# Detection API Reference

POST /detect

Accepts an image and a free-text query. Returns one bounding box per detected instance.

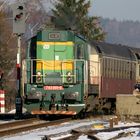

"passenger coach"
[87,42,137,113]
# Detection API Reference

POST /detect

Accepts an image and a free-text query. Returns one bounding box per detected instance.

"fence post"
[0,90,5,113]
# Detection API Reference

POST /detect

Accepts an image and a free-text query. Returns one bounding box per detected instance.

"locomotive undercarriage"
[23,84,116,116]
[86,94,116,115]
[23,83,86,117]
[24,100,86,118]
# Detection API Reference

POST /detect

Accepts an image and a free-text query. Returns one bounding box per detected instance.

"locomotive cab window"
[29,36,37,59]
[76,44,84,59]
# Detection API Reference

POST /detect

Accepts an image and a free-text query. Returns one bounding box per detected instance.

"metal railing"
[23,59,86,84]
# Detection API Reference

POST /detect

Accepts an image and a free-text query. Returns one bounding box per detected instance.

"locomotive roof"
[90,41,136,61]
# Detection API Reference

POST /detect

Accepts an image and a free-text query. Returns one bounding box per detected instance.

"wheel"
[79,109,86,119]
[72,115,78,119]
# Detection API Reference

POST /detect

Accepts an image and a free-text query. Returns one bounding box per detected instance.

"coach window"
[130,62,132,79]
[119,60,121,79]
[107,58,109,77]
[121,61,124,79]
[107,59,109,78]
[128,62,131,79]
[109,59,111,78]
[114,60,116,78]
[119,60,122,79]
[112,59,115,78]
[119,61,121,78]
[117,60,119,79]
[104,59,107,77]
[116,60,118,78]
[121,61,123,78]
[106,59,108,77]
[123,62,125,79]
[117,60,119,78]
[122,61,124,79]
[103,59,105,77]
[120,60,122,78]
[102,59,104,76]
[125,62,127,79]
[118,60,120,79]
[139,65,140,76]
[107,59,110,78]
[124,62,127,79]
[108,58,111,78]
[104,58,106,76]
[110,59,113,78]
[125,62,128,79]
[110,59,112,78]
[133,63,136,79]
[104,59,106,77]
[127,62,130,79]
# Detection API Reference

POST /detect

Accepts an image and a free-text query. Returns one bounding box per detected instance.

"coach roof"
[90,41,136,61]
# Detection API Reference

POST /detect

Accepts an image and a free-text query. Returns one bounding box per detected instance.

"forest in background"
[101,18,140,48]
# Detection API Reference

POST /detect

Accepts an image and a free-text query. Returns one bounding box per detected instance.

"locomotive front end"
[22,30,88,116]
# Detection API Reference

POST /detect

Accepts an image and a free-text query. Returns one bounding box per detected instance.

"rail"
[0,118,71,137]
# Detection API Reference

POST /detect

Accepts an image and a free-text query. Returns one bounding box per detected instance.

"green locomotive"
[22,29,89,116]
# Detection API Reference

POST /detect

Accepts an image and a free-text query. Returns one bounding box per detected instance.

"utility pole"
[11,2,26,119]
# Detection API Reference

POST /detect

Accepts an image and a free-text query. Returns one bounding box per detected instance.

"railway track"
[40,115,140,140]
[0,117,71,137]
[71,125,140,140]
[2,114,137,139]
[45,125,140,140]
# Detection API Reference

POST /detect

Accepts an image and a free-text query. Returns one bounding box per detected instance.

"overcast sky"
[2,0,140,22]
[89,0,140,21]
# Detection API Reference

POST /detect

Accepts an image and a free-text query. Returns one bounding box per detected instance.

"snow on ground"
[8,108,27,114]
[77,128,140,140]
[95,127,140,140]
[1,118,140,140]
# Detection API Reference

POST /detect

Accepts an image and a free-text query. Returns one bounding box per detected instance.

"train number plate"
[44,86,64,90]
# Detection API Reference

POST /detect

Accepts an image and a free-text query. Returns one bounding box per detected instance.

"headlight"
[31,87,36,93]
[37,71,41,75]
[75,92,79,96]
[29,90,42,100]
[36,71,42,82]
[66,71,72,82]
[36,91,42,97]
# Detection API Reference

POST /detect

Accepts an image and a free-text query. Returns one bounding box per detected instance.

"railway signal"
[11,2,26,34]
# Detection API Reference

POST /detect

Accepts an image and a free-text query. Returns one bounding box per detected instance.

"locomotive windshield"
[76,44,84,59]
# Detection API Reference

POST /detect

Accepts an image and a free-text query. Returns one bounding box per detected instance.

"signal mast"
[11,2,26,119]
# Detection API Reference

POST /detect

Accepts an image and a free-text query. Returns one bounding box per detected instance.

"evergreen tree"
[51,0,105,41]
